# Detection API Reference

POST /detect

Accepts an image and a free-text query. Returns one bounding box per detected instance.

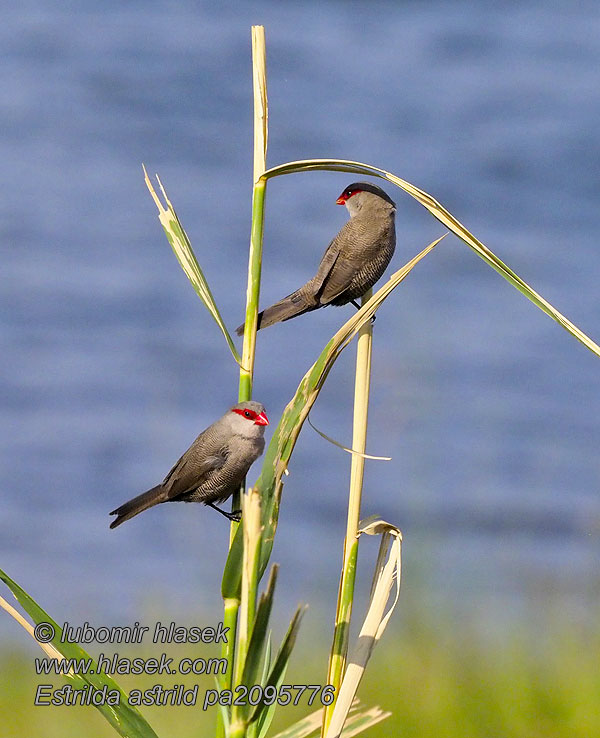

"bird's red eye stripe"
[336,188,362,204]
[233,408,258,421]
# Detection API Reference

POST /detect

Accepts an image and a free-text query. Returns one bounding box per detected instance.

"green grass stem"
[220,26,268,738]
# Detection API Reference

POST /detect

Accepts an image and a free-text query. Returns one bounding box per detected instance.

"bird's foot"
[350,299,376,324]
[207,502,242,522]
[351,299,362,311]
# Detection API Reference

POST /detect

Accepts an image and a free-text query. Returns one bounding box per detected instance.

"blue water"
[2,2,599,639]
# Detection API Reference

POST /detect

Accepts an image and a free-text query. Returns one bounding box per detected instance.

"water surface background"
[2,2,599,643]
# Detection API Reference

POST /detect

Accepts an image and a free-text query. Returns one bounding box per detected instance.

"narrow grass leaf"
[143,166,241,365]
[252,635,273,738]
[306,414,392,461]
[233,564,278,726]
[222,236,442,599]
[241,566,278,696]
[0,568,159,738]
[249,604,306,729]
[214,675,231,735]
[254,637,291,738]
[260,633,272,687]
[262,159,600,358]
[254,670,284,738]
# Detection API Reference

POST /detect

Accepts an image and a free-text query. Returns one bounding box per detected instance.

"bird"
[109,401,269,528]
[236,182,396,335]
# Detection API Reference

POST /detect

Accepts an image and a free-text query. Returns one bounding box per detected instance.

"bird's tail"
[235,291,316,335]
[109,485,165,528]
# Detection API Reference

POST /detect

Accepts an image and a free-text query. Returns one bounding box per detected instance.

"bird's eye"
[244,410,251,418]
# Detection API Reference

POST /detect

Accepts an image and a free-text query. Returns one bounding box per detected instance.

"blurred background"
[2,1,599,736]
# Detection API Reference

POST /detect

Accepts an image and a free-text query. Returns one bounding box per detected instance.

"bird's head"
[229,401,269,438]
[336,182,396,216]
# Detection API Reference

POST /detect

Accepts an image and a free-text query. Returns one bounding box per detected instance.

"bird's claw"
[351,300,376,324]
[208,502,242,522]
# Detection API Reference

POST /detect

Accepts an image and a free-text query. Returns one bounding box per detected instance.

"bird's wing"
[161,432,229,499]
[310,237,342,297]
[311,219,363,304]
[183,446,251,503]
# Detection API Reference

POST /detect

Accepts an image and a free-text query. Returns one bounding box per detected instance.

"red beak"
[336,196,345,205]
[254,411,269,426]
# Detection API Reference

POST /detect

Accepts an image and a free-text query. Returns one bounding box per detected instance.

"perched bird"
[109,401,268,528]
[236,182,396,335]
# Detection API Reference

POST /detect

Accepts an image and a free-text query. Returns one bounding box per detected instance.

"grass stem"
[219,26,268,738]
[323,289,374,734]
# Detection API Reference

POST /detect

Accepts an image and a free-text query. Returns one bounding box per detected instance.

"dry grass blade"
[269,708,324,738]
[338,705,393,737]
[324,520,402,738]
[263,159,600,358]
[0,594,65,663]
[271,703,391,738]
[143,165,241,365]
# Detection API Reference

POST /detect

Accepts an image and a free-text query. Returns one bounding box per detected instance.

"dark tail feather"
[109,485,165,528]
[235,292,316,336]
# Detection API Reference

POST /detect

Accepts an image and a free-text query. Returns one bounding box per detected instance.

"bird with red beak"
[236,182,396,334]
[109,401,269,527]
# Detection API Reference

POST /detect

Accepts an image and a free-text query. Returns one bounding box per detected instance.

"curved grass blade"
[0,567,159,738]
[262,159,600,358]
[143,166,241,365]
[222,236,443,600]
[306,413,392,461]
